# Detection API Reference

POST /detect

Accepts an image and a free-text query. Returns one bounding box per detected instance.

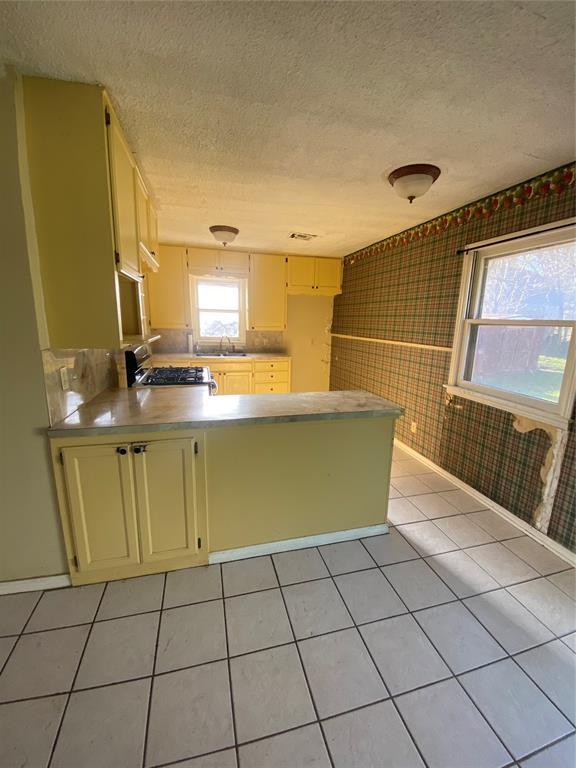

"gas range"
[125,345,216,392]
[139,366,212,387]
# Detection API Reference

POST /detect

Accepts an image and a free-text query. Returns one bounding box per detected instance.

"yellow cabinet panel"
[287,257,315,293]
[254,382,290,394]
[249,254,287,330]
[62,444,140,572]
[287,257,342,295]
[253,360,290,372]
[187,248,221,276]
[135,170,150,253]
[147,203,159,264]
[221,370,253,395]
[315,258,342,295]
[133,439,201,562]
[22,77,121,348]
[187,248,249,276]
[108,118,140,279]
[149,245,189,329]
[254,371,289,384]
[220,251,249,276]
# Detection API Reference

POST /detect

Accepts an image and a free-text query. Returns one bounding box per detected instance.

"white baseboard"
[394,438,576,568]
[209,524,389,564]
[0,574,71,596]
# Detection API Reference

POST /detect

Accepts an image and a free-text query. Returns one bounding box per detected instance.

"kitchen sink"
[195,352,248,357]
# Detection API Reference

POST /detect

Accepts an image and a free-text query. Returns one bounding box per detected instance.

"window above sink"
[190,275,247,347]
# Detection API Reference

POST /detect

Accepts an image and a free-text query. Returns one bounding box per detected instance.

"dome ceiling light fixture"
[209,225,239,246]
[387,164,441,204]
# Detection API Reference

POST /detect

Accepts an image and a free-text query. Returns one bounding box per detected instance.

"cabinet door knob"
[132,444,147,454]
[116,447,127,455]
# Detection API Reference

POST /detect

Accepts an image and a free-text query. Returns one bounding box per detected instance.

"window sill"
[443,385,570,430]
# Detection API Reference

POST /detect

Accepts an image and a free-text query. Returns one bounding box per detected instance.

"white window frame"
[446,221,576,429]
[190,275,247,346]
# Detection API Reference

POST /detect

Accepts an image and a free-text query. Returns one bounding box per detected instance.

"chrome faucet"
[219,336,235,355]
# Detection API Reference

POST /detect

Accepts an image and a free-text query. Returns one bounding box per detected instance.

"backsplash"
[43,348,116,425]
[150,328,286,354]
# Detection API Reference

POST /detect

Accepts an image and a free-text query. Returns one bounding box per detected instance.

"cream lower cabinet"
[59,435,207,583]
[219,370,253,395]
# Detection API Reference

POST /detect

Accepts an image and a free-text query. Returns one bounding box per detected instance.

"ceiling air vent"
[289,232,318,241]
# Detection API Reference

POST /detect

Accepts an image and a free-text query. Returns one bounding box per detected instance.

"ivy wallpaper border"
[345,162,575,266]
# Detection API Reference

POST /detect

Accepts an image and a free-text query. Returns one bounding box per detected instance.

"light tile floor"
[1,449,575,767]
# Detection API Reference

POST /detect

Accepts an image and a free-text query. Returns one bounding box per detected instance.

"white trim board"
[0,574,71,596]
[209,524,389,564]
[394,437,576,568]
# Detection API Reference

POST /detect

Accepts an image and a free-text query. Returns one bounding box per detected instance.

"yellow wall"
[207,418,392,551]
[0,71,67,581]
[285,294,333,391]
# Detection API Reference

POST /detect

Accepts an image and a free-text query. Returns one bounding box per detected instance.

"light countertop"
[151,352,289,361]
[48,388,403,437]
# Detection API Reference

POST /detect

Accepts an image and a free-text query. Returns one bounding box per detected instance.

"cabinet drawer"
[253,360,289,372]
[204,362,253,373]
[254,371,289,384]
[254,382,290,394]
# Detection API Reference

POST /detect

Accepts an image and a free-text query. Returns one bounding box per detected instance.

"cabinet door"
[108,119,140,279]
[222,370,253,394]
[62,445,140,572]
[133,439,203,562]
[147,202,159,266]
[134,170,150,253]
[249,254,287,330]
[287,257,315,294]
[187,248,220,276]
[148,245,189,328]
[315,258,342,295]
[220,251,249,276]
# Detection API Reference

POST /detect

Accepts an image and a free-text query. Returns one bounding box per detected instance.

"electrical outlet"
[59,366,70,391]
[410,421,417,434]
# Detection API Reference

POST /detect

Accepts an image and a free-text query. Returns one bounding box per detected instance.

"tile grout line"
[1,566,574,708]
[391,537,576,741]
[269,555,336,768]
[221,563,241,766]
[353,539,522,764]
[141,571,167,768]
[313,543,432,768]
[0,589,44,678]
[1,554,574,766]
[46,582,108,768]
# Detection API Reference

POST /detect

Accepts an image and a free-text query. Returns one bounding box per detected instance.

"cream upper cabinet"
[147,202,160,268]
[287,257,342,296]
[249,253,287,330]
[108,115,140,280]
[22,76,157,348]
[133,439,202,562]
[148,245,189,329]
[220,250,249,276]
[188,247,249,276]
[62,444,140,572]
[315,257,342,295]
[288,256,316,292]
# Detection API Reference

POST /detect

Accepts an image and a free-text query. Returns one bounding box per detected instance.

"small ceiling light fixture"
[387,164,441,204]
[209,225,239,246]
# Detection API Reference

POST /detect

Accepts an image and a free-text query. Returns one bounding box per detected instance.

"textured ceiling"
[1,1,574,256]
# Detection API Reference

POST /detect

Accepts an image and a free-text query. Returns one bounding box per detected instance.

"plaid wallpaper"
[549,402,576,552]
[331,163,576,551]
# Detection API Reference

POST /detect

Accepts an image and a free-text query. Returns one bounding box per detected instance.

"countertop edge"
[48,406,403,438]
